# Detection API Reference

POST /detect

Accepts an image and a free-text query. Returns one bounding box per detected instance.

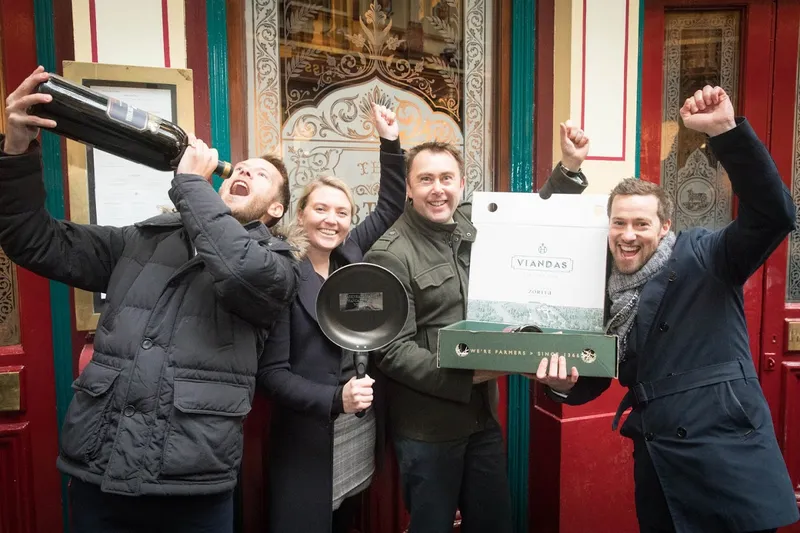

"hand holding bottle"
[176,134,219,183]
[4,66,57,155]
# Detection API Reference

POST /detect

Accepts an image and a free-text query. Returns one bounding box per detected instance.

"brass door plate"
[0,369,21,412]
[787,321,800,352]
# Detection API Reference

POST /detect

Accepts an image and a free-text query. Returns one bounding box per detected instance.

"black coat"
[560,120,800,532]
[256,139,406,533]
[0,137,298,496]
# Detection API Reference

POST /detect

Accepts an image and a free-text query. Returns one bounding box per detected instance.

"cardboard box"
[437,320,618,378]
[437,192,618,378]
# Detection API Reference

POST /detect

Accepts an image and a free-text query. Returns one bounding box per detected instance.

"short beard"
[228,197,272,226]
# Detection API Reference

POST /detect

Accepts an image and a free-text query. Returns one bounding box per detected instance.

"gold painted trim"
[552,0,574,168]
[62,61,194,331]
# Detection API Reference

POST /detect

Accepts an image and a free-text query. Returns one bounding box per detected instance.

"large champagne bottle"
[29,73,232,179]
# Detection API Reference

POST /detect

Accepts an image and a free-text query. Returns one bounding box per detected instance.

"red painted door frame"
[0,1,64,531]
[642,0,800,530]
[760,1,800,526]
[641,0,776,379]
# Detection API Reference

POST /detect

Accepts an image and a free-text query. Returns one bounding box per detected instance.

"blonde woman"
[256,104,406,533]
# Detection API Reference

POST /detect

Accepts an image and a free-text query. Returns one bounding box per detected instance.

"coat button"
[141,338,153,349]
[645,432,654,441]
[676,427,687,438]
[659,322,669,332]
[668,271,677,282]
[123,406,135,417]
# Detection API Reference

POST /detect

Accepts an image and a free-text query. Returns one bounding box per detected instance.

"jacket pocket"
[413,263,455,291]
[159,379,252,479]
[714,379,765,438]
[60,361,122,463]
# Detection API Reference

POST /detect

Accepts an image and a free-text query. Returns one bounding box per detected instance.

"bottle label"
[106,98,150,131]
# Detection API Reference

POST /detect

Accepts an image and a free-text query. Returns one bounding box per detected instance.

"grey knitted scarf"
[606,232,676,357]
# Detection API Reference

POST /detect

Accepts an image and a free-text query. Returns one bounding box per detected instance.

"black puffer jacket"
[0,138,299,496]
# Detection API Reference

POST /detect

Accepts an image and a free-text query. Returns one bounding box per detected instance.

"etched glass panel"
[661,11,740,232]
[0,38,20,346]
[245,0,494,222]
[785,33,800,302]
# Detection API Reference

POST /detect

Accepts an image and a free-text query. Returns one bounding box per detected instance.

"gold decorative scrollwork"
[282,3,461,121]
[247,0,494,198]
[287,86,394,141]
[0,249,20,346]
[286,145,344,189]
[353,183,381,196]
[287,85,461,145]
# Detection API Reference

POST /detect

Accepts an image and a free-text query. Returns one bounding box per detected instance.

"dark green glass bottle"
[30,73,232,178]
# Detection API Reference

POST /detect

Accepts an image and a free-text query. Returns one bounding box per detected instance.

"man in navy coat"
[536,85,800,533]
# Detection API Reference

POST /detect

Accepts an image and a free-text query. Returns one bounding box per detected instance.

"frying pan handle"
[354,351,369,418]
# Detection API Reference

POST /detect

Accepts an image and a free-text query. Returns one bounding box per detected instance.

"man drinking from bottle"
[0,66,300,533]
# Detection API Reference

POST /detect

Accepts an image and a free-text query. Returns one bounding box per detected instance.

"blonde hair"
[295,175,356,218]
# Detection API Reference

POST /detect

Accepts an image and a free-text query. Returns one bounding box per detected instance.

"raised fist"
[679,85,736,137]
[559,119,590,172]
[372,103,399,142]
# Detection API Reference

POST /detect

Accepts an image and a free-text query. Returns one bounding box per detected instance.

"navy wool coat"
[560,119,800,533]
[256,138,406,533]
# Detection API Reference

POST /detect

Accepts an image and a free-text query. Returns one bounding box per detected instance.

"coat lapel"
[635,256,677,354]
[298,259,322,323]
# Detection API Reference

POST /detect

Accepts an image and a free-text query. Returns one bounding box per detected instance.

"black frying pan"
[316,262,409,352]
[316,262,409,418]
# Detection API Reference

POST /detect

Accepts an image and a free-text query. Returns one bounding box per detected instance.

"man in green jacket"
[364,122,590,533]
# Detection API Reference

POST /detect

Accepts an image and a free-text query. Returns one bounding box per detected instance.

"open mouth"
[230,180,250,197]
[429,200,447,208]
[318,228,338,237]
[618,244,640,259]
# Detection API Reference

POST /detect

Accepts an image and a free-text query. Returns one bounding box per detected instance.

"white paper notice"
[88,85,175,227]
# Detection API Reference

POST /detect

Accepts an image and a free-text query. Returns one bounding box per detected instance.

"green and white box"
[437,192,618,378]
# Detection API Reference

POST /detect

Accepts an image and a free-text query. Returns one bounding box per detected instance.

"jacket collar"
[403,201,477,243]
